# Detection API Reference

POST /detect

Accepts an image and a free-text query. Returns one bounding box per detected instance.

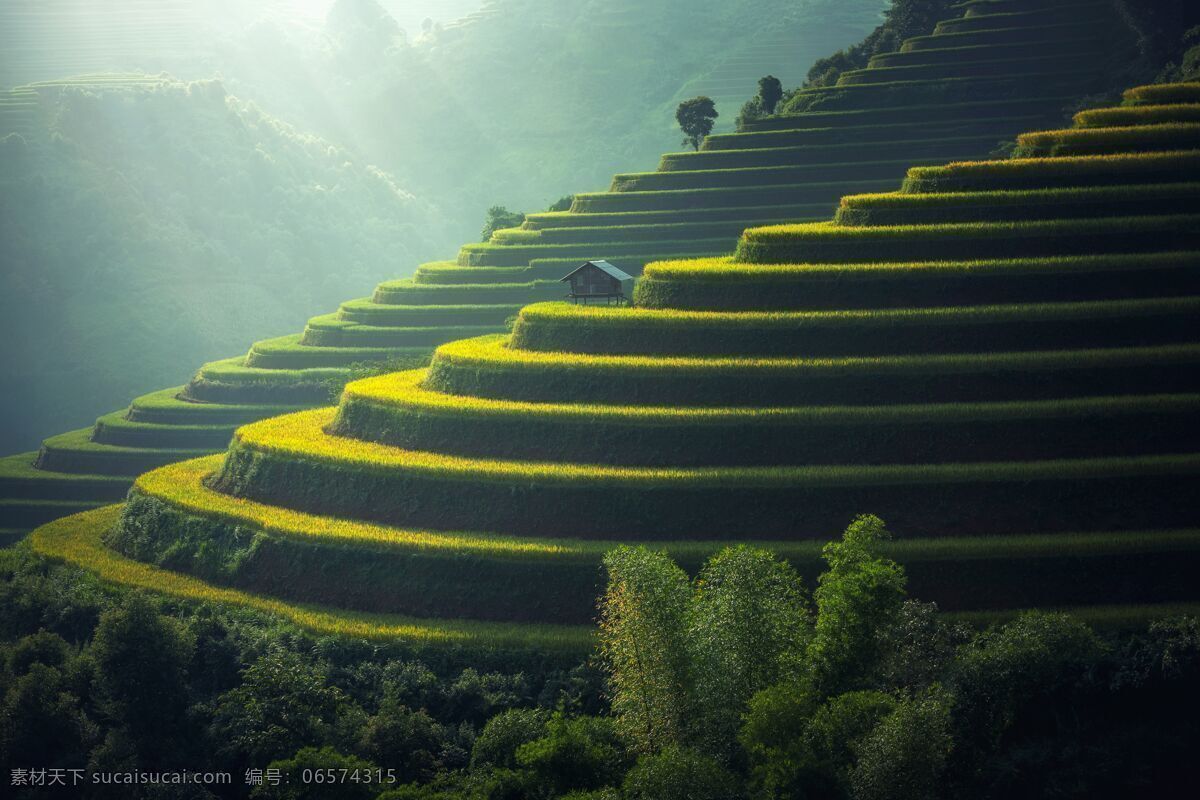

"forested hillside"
[0,77,448,453]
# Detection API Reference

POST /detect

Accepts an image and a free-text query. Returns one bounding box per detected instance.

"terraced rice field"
[668,0,888,128]
[26,82,1200,647]
[2,0,1128,541]
[0,1,203,87]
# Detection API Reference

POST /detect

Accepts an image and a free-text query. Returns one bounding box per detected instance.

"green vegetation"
[6,513,1198,797]
[593,524,1200,798]
[480,206,525,242]
[676,97,719,150]
[0,76,448,457]
[759,75,784,113]
[31,507,591,652]
[635,251,1199,310]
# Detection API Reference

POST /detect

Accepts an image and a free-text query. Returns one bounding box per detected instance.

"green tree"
[622,745,741,800]
[945,611,1102,788]
[757,76,783,115]
[690,546,810,756]
[739,681,822,799]
[481,205,525,241]
[0,663,95,770]
[211,649,350,766]
[599,546,693,753]
[7,629,72,673]
[873,601,970,691]
[849,690,953,800]
[676,97,718,151]
[358,699,447,783]
[515,713,629,798]
[253,747,379,800]
[471,707,550,770]
[547,195,574,212]
[808,515,907,695]
[740,686,893,800]
[91,593,194,757]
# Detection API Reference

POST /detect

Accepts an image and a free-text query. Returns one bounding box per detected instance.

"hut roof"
[560,260,635,283]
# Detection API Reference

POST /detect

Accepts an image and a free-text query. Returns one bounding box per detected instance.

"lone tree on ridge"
[676,96,718,151]
[757,75,783,115]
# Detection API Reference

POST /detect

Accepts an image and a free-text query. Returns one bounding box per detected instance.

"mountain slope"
[0,76,448,455]
[26,82,1200,645]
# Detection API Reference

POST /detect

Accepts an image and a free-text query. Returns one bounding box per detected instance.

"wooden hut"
[560,260,634,305]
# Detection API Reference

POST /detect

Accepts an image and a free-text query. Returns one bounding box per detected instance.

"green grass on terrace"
[191,356,351,386]
[90,411,238,450]
[344,368,1200,431]
[1074,104,1200,129]
[511,296,1200,336]
[733,214,1200,264]
[570,179,894,213]
[29,506,593,652]
[898,18,1111,52]
[123,387,307,426]
[370,280,563,307]
[932,5,1097,34]
[705,116,1050,150]
[738,213,1200,243]
[609,158,943,192]
[0,452,130,499]
[336,300,523,326]
[754,96,1078,132]
[127,455,1200,572]
[243,334,433,369]
[488,219,810,245]
[299,321,500,349]
[640,251,1197,283]
[867,37,1105,69]
[837,52,1098,86]
[111,458,1200,622]
[225,406,1200,491]
[834,182,1200,225]
[523,203,833,228]
[659,134,1002,170]
[634,252,1200,312]
[901,150,1200,193]
[1013,124,1200,158]
[426,336,1200,399]
[34,428,209,477]
[1123,83,1200,107]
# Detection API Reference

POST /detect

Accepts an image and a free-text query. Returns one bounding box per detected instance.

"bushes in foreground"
[586,520,1200,799]
[8,513,1200,797]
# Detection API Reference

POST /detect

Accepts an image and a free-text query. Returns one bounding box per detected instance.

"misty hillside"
[206,0,886,224]
[2,0,886,230]
[0,77,448,452]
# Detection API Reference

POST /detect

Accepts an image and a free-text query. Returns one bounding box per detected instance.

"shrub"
[471,708,551,770]
[515,713,629,797]
[848,690,953,800]
[481,206,525,242]
[622,745,741,800]
[758,75,783,114]
[253,747,379,800]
